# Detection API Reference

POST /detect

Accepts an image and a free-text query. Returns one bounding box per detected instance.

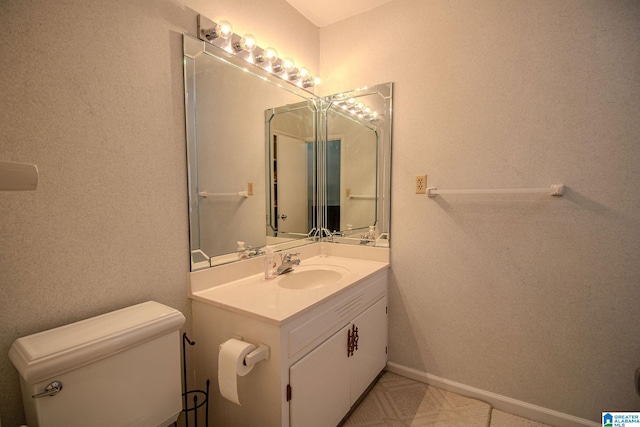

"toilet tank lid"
[9,301,186,383]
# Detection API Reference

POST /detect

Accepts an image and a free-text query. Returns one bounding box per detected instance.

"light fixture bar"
[197,14,318,93]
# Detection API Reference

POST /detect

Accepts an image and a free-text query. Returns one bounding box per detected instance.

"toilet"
[9,301,186,427]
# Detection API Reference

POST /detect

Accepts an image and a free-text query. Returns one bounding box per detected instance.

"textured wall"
[320,0,640,422]
[0,0,317,425]
[3,0,639,424]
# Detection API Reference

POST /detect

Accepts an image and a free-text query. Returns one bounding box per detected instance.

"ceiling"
[285,0,393,27]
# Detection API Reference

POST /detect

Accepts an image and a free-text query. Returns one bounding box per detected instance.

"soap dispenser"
[237,241,248,260]
[368,226,376,242]
[264,246,277,279]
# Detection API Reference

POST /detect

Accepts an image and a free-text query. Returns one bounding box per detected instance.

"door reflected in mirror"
[266,101,317,242]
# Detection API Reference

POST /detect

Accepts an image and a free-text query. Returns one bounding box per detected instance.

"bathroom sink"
[277,266,348,290]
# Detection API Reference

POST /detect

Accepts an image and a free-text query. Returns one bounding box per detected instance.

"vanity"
[189,243,389,427]
[182,14,393,426]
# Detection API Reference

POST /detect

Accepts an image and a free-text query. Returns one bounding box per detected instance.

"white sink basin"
[277,266,348,290]
[191,254,389,324]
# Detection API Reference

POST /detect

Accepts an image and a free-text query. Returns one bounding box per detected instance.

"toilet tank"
[9,301,186,427]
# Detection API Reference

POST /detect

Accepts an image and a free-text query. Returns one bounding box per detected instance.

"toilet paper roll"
[218,338,257,405]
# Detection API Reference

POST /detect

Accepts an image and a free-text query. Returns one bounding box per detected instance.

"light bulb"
[256,47,278,65]
[265,47,278,64]
[283,58,295,71]
[215,21,233,40]
[240,34,257,52]
[299,67,309,78]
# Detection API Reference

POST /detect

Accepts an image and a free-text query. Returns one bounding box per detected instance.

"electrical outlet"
[247,182,254,196]
[415,175,427,194]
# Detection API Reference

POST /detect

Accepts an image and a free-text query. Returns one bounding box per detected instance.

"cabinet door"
[289,325,351,427]
[350,297,388,403]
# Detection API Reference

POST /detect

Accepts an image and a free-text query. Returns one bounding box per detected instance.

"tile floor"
[341,372,552,427]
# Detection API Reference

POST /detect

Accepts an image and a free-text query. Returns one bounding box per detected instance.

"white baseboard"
[385,362,600,427]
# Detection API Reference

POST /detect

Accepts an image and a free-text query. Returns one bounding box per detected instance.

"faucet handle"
[282,251,300,262]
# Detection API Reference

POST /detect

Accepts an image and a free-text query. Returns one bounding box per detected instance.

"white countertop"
[191,255,389,324]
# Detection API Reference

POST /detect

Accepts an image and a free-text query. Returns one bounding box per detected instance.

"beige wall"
[0,0,317,425]
[320,0,640,422]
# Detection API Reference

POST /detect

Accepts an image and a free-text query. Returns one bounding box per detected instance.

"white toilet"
[9,301,186,427]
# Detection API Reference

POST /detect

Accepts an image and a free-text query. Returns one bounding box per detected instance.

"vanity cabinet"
[289,297,387,427]
[191,263,388,427]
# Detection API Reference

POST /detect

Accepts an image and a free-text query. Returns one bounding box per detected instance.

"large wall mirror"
[184,28,392,271]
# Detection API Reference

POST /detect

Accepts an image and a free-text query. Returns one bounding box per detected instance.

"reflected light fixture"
[197,15,319,92]
[333,95,379,123]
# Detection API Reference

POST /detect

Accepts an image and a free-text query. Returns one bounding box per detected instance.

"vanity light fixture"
[197,15,319,92]
[235,34,257,53]
[282,57,298,80]
[271,59,283,73]
[202,20,233,41]
[282,57,295,71]
[298,68,313,87]
[255,47,278,65]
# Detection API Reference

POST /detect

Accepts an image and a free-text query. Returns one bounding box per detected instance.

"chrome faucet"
[246,246,265,258]
[276,252,300,275]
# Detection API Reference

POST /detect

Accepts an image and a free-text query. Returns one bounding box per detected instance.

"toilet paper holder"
[243,344,270,367]
[222,337,270,368]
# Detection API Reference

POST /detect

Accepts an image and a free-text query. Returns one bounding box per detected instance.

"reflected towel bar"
[427,184,564,197]
[345,188,375,200]
[348,194,376,199]
[198,191,249,198]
